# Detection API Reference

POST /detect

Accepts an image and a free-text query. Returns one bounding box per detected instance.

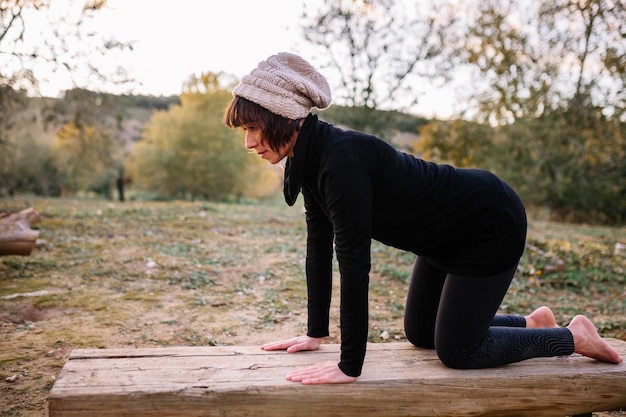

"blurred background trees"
[1,0,132,198]
[127,72,280,201]
[301,0,456,136]
[414,0,625,223]
[1,0,624,223]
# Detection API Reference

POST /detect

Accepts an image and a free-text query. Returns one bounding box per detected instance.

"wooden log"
[49,339,626,417]
[0,207,41,256]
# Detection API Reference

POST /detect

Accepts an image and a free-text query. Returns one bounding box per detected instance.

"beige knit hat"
[233,52,332,120]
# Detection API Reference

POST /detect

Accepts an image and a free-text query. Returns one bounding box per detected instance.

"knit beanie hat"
[233,52,332,120]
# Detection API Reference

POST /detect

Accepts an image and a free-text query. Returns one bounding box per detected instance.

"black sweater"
[283,114,527,377]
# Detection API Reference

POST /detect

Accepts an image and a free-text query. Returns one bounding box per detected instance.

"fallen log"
[49,340,626,417]
[0,207,41,256]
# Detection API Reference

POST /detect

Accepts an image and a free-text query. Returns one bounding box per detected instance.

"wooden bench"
[49,339,626,417]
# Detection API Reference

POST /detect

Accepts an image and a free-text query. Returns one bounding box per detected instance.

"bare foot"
[525,306,559,328]
[567,315,623,364]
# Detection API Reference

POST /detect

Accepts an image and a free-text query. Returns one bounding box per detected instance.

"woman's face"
[243,123,296,165]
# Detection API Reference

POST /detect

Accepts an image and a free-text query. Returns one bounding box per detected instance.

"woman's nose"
[245,132,258,149]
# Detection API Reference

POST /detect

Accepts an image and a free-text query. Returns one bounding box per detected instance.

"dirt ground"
[1,197,343,416]
[1,197,625,416]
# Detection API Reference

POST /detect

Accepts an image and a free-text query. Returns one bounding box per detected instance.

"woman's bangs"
[225,97,262,128]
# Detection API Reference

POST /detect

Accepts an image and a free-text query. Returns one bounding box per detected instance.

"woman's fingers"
[260,339,296,351]
[286,362,357,384]
[260,335,322,352]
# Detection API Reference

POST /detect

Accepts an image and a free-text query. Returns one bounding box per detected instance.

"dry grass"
[1,196,625,416]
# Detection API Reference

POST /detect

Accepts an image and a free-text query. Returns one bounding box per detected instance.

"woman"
[224,52,622,384]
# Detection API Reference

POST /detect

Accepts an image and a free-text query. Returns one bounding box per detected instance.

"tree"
[1,0,132,93]
[1,0,132,179]
[418,0,626,223]
[538,0,626,120]
[415,120,494,168]
[47,88,129,198]
[453,0,558,125]
[51,120,115,195]
[0,86,28,193]
[0,95,60,196]
[300,0,455,134]
[127,72,280,201]
[454,0,626,125]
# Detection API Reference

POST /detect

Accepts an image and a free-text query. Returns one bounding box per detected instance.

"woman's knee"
[404,316,435,349]
[434,329,487,369]
[435,343,479,369]
[405,328,435,349]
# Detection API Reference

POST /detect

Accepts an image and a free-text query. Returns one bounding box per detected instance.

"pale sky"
[27,0,456,118]
[33,0,312,95]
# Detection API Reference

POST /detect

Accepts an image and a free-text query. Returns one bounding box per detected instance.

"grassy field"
[1,196,625,416]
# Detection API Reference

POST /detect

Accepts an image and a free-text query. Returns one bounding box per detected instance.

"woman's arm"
[321,149,374,378]
[260,189,333,353]
[302,186,335,339]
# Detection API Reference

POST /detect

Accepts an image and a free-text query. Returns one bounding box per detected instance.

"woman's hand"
[286,362,357,384]
[260,335,322,353]
[261,337,357,384]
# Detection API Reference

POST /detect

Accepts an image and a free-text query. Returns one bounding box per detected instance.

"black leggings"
[404,257,575,369]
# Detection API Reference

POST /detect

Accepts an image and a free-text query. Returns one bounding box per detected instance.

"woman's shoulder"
[316,120,391,155]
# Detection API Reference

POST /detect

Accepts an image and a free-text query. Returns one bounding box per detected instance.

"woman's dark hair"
[224,96,303,152]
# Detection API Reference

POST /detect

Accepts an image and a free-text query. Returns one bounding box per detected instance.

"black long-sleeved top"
[283,114,527,377]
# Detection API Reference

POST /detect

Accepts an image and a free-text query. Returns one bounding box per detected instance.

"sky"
[32,0,311,95]
[26,0,456,118]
